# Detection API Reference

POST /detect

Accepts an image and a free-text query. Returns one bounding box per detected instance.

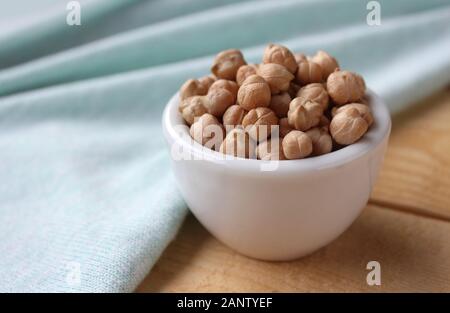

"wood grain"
[370,89,450,220]
[138,205,450,292]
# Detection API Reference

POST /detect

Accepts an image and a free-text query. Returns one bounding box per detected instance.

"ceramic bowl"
[162,90,391,260]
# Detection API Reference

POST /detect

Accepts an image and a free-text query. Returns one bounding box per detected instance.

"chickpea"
[220,128,256,159]
[179,96,208,125]
[311,50,339,80]
[198,75,216,91]
[211,49,246,80]
[256,139,286,160]
[296,83,329,111]
[258,63,294,94]
[237,75,271,111]
[179,88,234,125]
[263,43,298,74]
[236,64,258,86]
[327,70,366,105]
[242,107,279,141]
[282,130,313,159]
[296,60,323,85]
[330,108,369,145]
[306,126,332,156]
[209,79,239,104]
[332,103,373,126]
[287,98,323,131]
[223,105,247,129]
[190,114,225,151]
[179,78,208,100]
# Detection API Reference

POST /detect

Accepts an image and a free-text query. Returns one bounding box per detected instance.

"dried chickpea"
[256,139,286,160]
[189,114,224,151]
[294,53,307,64]
[282,130,313,159]
[279,117,293,138]
[263,43,298,74]
[306,126,332,156]
[330,108,368,145]
[237,75,271,110]
[179,88,234,124]
[287,98,323,131]
[296,83,329,111]
[269,92,291,118]
[327,70,366,105]
[179,79,208,100]
[211,49,246,80]
[179,96,208,125]
[220,128,255,159]
[209,79,239,104]
[332,103,373,126]
[198,75,216,91]
[236,64,258,86]
[206,89,234,117]
[257,63,294,94]
[242,107,279,141]
[296,60,323,85]
[223,105,246,129]
[311,50,339,80]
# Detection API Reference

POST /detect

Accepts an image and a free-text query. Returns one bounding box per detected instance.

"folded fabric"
[0,0,449,292]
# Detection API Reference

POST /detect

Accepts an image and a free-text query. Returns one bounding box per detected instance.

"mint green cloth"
[1,0,450,292]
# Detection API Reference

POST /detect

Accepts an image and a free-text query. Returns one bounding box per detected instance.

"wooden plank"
[137,206,450,292]
[370,89,450,220]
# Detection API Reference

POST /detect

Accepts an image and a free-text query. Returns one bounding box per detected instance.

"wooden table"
[138,89,450,292]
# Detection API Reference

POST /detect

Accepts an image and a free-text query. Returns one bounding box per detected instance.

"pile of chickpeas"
[178,44,373,160]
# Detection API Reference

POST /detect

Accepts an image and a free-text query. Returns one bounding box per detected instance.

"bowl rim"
[162,89,391,175]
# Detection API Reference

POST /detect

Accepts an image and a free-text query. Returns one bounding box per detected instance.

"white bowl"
[162,90,391,261]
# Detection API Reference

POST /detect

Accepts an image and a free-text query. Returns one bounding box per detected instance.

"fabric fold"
[0,0,449,96]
